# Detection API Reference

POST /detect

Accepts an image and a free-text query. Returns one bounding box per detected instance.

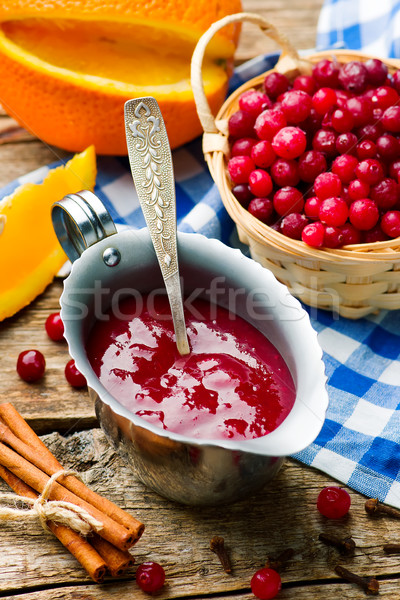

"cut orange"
[0,146,97,321]
[0,0,242,155]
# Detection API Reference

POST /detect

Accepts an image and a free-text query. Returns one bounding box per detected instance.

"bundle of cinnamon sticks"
[0,403,144,582]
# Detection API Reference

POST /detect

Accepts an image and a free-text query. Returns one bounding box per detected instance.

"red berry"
[65,359,87,388]
[348,179,370,201]
[381,210,400,238]
[136,562,166,593]
[45,312,65,342]
[228,110,255,139]
[340,223,362,245]
[228,156,255,184]
[372,85,399,109]
[298,150,327,183]
[270,158,300,187]
[317,486,351,519]
[272,126,307,159]
[332,154,358,183]
[281,90,312,123]
[255,109,287,141]
[331,107,354,133]
[363,224,389,243]
[249,169,273,197]
[312,87,337,115]
[17,350,46,383]
[312,59,340,88]
[251,140,276,168]
[319,197,349,227]
[346,96,373,127]
[312,128,338,158]
[302,221,325,247]
[335,132,357,155]
[370,178,399,209]
[273,186,304,216]
[376,135,399,162]
[355,158,384,185]
[314,172,342,200]
[365,58,388,86]
[231,137,256,157]
[349,199,380,230]
[293,74,316,95]
[339,60,368,93]
[239,90,271,116]
[251,568,282,600]
[304,196,322,218]
[232,184,253,207]
[356,140,377,161]
[248,197,274,224]
[280,212,309,240]
[382,106,400,133]
[264,72,289,99]
[323,225,344,248]
[356,122,383,142]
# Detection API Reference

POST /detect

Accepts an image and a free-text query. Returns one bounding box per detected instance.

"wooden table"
[1,1,400,598]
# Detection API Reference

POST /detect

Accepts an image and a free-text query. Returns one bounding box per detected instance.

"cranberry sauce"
[86,296,295,440]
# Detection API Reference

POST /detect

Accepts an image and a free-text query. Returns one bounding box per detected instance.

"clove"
[265,548,294,571]
[319,533,356,556]
[210,536,232,574]
[335,565,379,595]
[383,543,400,554]
[365,498,400,519]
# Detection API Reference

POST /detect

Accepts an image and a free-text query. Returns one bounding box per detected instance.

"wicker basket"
[191,12,400,319]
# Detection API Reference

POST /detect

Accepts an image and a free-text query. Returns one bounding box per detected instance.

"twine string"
[0,469,103,536]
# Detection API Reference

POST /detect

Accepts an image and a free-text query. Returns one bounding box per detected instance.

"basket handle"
[191,12,310,139]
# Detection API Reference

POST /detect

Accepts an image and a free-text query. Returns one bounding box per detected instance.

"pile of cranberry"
[227,58,400,248]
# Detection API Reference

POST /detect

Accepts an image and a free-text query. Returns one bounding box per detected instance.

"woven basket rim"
[209,49,400,264]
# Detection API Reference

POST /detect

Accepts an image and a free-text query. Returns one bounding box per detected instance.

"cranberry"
[391,70,400,93]
[281,90,312,123]
[228,110,255,139]
[355,158,384,185]
[251,140,276,168]
[65,359,87,388]
[323,225,344,248]
[45,312,65,342]
[302,107,323,135]
[376,135,399,162]
[280,212,308,239]
[255,109,287,141]
[304,196,322,218]
[293,74,316,95]
[232,184,253,207]
[349,199,380,230]
[312,128,337,158]
[251,568,282,600]
[136,561,166,593]
[363,225,389,243]
[382,106,400,133]
[239,90,272,116]
[314,172,342,200]
[302,221,325,247]
[298,150,327,183]
[348,179,370,201]
[227,156,255,184]
[248,197,274,224]
[231,137,256,157]
[312,87,337,116]
[365,58,389,86]
[356,140,377,160]
[319,197,349,226]
[381,210,400,238]
[270,158,300,187]
[335,132,358,155]
[340,223,362,244]
[272,126,307,159]
[332,154,358,183]
[17,350,46,383]
[264,72,289,99]
[372,85,399,109]
[339,61,368,93]
[346,96,373,127]
[331,107,354,133]
[356,122,383,142]
[249,169,273,197]
[370,178,399,209]
[312,58,340,88]
[317,486,351,519]
[273,186,304,216]
[335,89,352,108]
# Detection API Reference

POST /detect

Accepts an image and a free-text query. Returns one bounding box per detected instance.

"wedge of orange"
[0,0,242,155]
[0,146,96,321]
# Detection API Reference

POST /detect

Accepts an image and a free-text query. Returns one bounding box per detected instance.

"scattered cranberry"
[45,312,65,342]
[65,359,87,388]
[17,350,46,383]
[317,486,351,519]
[136,561,166,593]
[251,567,282,600]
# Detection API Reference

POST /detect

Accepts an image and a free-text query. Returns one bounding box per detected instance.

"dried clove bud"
[210,536,232,574]
[335,565,379,595]
[319,533,356,556]
[265,547,294,571]
[365,498,400,519]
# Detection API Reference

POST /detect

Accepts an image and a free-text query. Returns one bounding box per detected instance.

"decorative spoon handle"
[124,97,190,356]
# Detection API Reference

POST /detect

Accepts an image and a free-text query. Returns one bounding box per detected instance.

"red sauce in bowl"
[86,296,295,440]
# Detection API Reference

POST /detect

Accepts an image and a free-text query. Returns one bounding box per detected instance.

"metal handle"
[124,97,190,355]
[52,190,117,263]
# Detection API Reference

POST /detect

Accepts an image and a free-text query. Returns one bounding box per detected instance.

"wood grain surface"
[2,1,400,598]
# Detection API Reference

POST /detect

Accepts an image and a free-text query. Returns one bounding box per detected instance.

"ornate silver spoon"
[124,97,190,355]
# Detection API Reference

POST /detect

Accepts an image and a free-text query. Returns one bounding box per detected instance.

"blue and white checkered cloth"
[2,6,400,507]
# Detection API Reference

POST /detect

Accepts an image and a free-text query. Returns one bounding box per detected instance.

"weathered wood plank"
[0,429,399,597]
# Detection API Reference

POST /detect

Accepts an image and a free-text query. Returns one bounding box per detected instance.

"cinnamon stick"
[0,464,107,582]
[91,534,135,577]
[0,440,135,550]
[0,403,144,542]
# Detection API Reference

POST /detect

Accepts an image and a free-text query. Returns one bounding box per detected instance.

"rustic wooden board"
[0,430,399,599]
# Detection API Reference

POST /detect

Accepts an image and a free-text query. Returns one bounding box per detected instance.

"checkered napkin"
[2,28,400,507]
